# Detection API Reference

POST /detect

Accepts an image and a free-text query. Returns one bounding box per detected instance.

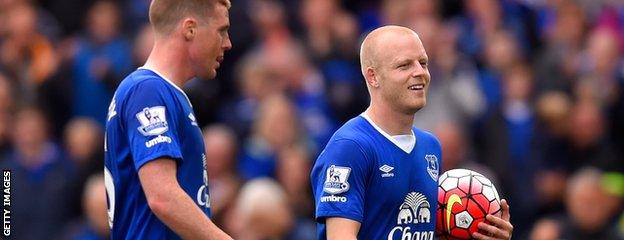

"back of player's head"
[149,0,231,35]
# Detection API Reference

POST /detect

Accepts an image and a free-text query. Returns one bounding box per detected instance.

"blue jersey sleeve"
[311,138,371,223]
[123,79,183,170]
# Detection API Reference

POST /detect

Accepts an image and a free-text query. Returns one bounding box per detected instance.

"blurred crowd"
[0,0,623,239]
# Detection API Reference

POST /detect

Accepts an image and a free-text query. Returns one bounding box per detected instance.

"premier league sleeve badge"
[136,106,169,136]
[323,165,352,194]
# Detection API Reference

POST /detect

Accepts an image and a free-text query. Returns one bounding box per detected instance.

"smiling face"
[188,4,232,79]
[361,26,431,114]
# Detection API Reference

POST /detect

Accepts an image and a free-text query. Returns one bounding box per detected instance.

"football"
[436,169,502,239]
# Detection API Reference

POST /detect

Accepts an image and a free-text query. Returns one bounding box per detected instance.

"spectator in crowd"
[262,42,336,148]
[221,52,281,138]
[530,167,623,240]
[121,0,151,34]
[0,73,13,156]
[566,100,621,172]
[381,0,438,27]
[610,66,624,157]
[62,173,109,240]
[232,178,296,240]
[0,106,75,240]
[300,0,341,61]
[300,0,366,123]
[300,0,361,64]
[477,30,523,112]
[0,0,621,238]
[132,24,154,68]
[64,118,103,173]
[38,0,94,36]
[248,0,291,47]
[457,0,506,58]
[0,1,58,103]
[432,121,496,183]
[184,75,227,128]
[246,1,338,143]
[276,145,316,240]
[239,94,311,180]
[0,110,10,157]
[458,0,536,58]
[276,144,314,218]
[202,124,241,231]
[478,61,537,237]
[577,27,623,106]
[534,1,586,95]
[413,21,485,131]
[532,91,573,216]
[64,117,104,218]
[529,218,562,240]
[0,72,13,112]
[71,0,132,125]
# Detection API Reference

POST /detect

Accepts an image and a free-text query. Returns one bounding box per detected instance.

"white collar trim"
[138,66,192,107]
[361,112,415,154]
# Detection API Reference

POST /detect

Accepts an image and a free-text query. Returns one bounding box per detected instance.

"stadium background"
[0,0,623,239]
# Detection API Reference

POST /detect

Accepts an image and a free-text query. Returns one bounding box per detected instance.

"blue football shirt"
[104,68,210,239]
[311,115,442,240]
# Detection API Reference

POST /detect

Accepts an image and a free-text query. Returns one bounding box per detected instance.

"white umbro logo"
[380,164,394,178]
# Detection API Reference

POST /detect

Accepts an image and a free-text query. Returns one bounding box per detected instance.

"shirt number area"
[104,167,116,228]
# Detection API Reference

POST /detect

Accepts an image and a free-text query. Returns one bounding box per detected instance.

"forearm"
[326,217,360,240]
[150,186,232,240]
[139,158,232,240]
[327,234,357,240]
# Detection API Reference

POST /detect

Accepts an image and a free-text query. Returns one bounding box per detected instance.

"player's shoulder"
[330,116,375,145]
[115,69,174,99]
[316,116,375,167]
[413,127,441,149]
[117,68,170,91]
[322,116,378,157]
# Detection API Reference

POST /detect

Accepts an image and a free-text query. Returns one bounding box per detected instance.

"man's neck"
[365,101,415,136]
[143,39,194,88]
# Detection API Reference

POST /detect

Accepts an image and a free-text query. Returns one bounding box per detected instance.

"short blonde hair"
[149,0,231,34]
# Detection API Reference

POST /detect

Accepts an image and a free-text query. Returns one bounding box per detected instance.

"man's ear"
[183,18,197,41]
[366,67,379,88]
